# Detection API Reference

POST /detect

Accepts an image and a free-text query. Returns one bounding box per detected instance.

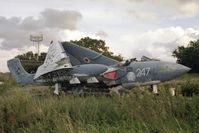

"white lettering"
[136,67,151,77]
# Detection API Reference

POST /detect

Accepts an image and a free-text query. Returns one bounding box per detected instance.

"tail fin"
[7,58,34,85]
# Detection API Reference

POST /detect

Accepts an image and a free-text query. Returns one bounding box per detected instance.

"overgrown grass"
[0,73,17,94]
[0,74,198,133]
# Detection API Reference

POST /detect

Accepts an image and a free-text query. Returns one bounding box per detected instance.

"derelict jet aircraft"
[7,41,190,95]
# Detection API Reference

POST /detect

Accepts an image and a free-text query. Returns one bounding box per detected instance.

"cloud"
[0,8,82,50]
[128,10,158,21]
[60,30,101,41]
[0,8,83,72]
[95,0,199,19]
[118,27,199,61]
[123,0,199,21]
[41,8,82,30]
[155,0,199,18]
[0,49,21,72]
[95,31,108,38]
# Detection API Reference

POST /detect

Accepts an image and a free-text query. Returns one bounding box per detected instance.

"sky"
[1,0,199,72]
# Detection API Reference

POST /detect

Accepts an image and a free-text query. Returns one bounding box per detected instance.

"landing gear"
[169,87,175,96]
[54,83,61,95]
[151,84,158,95]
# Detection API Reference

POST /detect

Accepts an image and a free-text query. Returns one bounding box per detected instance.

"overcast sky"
[1,0,199,72]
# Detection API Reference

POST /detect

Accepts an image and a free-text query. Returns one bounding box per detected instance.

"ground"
[0,73,199,133]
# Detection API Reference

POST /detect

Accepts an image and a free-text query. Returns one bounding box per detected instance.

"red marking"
[103,71,117,80]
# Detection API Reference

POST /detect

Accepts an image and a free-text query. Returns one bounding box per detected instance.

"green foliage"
[181,82,199,97]
[0,84,199,133]
[15,51,46,61]
[15,52,46,73]
[173,39,199,73]
[0,73,199,132]
[71,37,123,61]
[0,73,17,94]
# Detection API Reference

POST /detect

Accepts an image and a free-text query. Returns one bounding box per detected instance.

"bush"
[181,82,199,97]
[0,73,17,94]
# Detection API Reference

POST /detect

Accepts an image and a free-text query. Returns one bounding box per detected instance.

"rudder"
[7,58,34,85]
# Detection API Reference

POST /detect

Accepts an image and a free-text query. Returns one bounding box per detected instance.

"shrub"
[181,82,199,97]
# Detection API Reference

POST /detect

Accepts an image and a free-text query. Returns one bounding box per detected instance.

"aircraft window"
[83,57,91,63]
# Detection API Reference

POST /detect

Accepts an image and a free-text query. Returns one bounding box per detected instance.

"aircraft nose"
[167,63,191,78]
[177,64,191,74]
[156,62,191,81]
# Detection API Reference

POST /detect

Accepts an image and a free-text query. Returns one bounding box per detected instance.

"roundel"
[83,57,91,63]
[127,72,136,82]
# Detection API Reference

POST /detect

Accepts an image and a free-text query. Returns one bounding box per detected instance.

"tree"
[70,37,123,61]
[172,39,199,73]
[15,51,46,61]
[15,52,46,73]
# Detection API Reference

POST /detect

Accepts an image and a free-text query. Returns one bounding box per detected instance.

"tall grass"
[0,73,17,94]
[0,86,199,133]
[0,73,198,133]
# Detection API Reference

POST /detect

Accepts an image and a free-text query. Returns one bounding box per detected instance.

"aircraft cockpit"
[123,58,137,66]
[116,56,160,67]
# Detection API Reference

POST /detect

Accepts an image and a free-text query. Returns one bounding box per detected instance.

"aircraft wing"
[34,42,72,80]
[61,42,120,66]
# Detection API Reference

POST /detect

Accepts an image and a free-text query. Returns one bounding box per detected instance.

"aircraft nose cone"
[168,63,191,78]
[156,62,191,81]
[177,64,191,74]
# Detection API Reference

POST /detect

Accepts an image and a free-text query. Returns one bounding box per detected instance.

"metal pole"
[30,34,43,61]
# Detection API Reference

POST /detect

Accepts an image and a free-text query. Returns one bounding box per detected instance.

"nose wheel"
[54,83,61,95]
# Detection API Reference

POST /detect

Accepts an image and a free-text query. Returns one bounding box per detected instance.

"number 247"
[136,67,151,77]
